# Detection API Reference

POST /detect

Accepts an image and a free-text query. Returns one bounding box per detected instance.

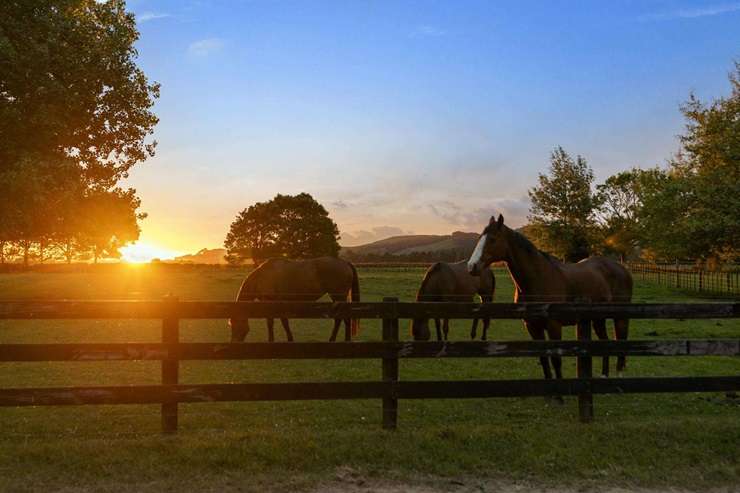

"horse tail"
[349,262,360,336]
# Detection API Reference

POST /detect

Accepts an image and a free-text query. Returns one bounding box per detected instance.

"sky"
[120,0,740,260]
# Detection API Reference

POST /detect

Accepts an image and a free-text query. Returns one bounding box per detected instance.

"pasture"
[0,265,738,492]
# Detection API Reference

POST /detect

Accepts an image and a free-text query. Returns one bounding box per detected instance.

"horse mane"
[510,229,562,266]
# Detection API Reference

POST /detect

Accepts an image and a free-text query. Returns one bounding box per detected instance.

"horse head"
[468,214,506,275]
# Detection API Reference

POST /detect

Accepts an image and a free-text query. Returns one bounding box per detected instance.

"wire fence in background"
[626,262,740,297]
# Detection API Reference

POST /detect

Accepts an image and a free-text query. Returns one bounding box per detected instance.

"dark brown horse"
[467,214,632,382]
[229,257,360,342]
[411,260,495,341]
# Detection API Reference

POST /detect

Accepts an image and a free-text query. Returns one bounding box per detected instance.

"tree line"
[526,63,739,266]
[0,1,158,265]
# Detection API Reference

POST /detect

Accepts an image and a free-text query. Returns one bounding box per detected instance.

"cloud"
[428,198,530,230]
[639,3,740,21]
[410,25,446,37]
[187,38,225,57]
[331,200,348,210]
[137,12,171,23]
[340,226,411,246]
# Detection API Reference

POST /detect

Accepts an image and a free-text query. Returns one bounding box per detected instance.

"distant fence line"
[0,299,738,433]
[626,261,740,297]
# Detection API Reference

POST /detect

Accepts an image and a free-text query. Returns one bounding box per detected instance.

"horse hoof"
[617,371,624,378]
[600,374,608,379]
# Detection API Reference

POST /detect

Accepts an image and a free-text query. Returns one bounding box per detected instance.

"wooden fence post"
[576,316,594,423]
[382,296,399,430]
[162,295,179,433]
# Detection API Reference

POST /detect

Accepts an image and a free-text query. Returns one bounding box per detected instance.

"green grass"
[0,265,738,491]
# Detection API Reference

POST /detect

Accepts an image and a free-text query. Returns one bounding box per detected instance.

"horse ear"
[497,214,504,229]
[488,215,497,225]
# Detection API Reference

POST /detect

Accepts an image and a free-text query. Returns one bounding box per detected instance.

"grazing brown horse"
[229,257,360,342]
[411,260,495,341]
[467,214,632,383]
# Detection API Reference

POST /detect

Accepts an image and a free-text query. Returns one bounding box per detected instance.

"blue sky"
[122,0,740,254]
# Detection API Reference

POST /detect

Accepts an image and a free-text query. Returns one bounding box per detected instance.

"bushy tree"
[0,0,157,264]
[528,147,601,261]
[225,193,340,265]
[639,63,740,262]
[597,167,667,261]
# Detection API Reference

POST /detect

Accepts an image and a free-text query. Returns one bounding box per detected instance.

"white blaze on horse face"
[468,234,487,272]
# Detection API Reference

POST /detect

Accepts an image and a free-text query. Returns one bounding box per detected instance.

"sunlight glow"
[119,242,183,263]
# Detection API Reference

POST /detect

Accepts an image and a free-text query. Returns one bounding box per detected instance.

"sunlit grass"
[0,265,737,491]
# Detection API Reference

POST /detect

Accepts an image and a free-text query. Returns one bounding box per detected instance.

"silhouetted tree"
[225,193,340,265]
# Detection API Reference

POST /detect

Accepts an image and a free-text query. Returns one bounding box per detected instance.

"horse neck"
[503,231,560,299]
[236,277,257,301]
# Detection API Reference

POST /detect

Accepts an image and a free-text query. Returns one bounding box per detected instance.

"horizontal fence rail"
[0,340,738,362]
[1,301,739,319]
[0,299,738,431]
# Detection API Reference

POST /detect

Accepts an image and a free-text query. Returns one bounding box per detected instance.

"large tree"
[0,0,158,263]
[0,0,159,186]
[639,63,740,262]
[528,147,601,261]
[225,193,341,265]
[596,167,667,261]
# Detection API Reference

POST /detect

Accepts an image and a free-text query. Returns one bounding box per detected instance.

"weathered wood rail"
[0,299,738,432]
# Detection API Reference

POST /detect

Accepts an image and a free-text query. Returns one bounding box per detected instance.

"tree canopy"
[0,0,158,264]
[225,193,341,265]
[527,147,601,261]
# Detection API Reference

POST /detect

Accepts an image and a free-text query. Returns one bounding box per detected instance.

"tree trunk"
[23,241,29,268]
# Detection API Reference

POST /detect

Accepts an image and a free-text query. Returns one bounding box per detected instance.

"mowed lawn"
[0,265,738,492]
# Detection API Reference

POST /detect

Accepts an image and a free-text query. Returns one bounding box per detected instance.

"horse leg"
[266,318,275,342]
[525,321,552,379]
[470,318,479,340]
[344,318,351,341]
[593,319,609,377]
[614,318,629,376]
[546,321,565,404]
[329,318,341,342]
[281,318,293,342]
[434,319,442,341]
[480,294,493,341]
[442,319,449,341]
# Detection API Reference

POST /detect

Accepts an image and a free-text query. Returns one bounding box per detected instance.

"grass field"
[0,265,738,492]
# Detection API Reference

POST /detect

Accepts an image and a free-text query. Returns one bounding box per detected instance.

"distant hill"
[341,231,479,262]
[164,248,229,264]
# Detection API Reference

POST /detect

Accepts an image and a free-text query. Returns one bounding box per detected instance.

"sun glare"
[120,243,182,264]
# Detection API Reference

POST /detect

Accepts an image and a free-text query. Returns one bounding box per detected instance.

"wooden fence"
[627,261,740,296]
[0,298,739,432]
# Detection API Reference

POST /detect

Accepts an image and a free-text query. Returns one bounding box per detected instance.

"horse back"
[565,257,632,302]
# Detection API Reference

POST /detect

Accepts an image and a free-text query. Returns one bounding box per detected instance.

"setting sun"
[119,242,182,263]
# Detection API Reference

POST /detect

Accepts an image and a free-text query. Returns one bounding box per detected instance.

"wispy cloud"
[410,25,446,38]
[639,2,740,21]
[187,38,225,57]
[137,12,171,23]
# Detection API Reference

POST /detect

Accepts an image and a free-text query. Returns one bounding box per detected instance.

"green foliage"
[0,0,157,264]
[638,63,740,262]
[224,193,340,265]
[0,0,160,187]
[597,167,667,260]
[527,147,601,261]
